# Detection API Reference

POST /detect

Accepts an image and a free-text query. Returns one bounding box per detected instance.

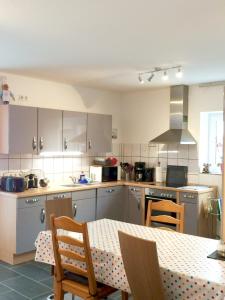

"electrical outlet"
[17,95,28,102]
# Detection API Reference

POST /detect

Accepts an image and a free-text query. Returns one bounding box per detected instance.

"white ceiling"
[1,0,225,91]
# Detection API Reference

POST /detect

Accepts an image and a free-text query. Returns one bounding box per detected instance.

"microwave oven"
[90,166,118,182]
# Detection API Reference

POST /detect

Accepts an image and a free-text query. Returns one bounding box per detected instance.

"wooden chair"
[146,200,184,233]
[118,231,165,300]
[50,215,118,300]
[45,197,73,230]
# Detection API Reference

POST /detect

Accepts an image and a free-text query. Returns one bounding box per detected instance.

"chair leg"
[121,291,129,300]
[53,276,63,300]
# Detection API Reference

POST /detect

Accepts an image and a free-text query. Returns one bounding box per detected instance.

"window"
[199,111,223,174]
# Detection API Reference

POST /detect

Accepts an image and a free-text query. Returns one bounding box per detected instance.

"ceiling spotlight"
[176,68,183,78]
[162,71,168,81]
[148,73,154,82]
[138,74,144,84]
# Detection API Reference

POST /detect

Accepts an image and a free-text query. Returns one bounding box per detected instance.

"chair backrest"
[118,231,165,300]
[45,197,73,230]
[50,215,97,296]
[146,200,184,233]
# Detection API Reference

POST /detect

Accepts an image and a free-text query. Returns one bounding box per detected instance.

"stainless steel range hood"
[150,85,196,144]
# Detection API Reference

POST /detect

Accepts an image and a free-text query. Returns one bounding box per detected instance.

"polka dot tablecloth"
[35,219,225,300]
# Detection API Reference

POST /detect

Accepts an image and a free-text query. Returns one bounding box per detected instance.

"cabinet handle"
[40,208,45,223]
[39,137,44,150]
[32,137,37,150]
[137,198,141,210]
[106,189,114,193]
[88,140,92,150]
[25,198,39,204]
[64,138,68,150]
[131,187,137,192]
[53,195,65,200]
[73,204,77,217]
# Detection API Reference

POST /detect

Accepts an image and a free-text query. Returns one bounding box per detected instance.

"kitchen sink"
[60,184,83,187]
[60,183,95,187]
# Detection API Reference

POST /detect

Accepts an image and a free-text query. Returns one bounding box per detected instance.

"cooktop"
[176,185,209,191]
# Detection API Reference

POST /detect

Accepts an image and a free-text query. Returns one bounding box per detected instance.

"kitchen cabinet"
[16,196,46,254]
[0,105,38,154]
[87,113,112,154]
[180,196,198,235]
[72,190,96,222]
[63,111,87,153]
[179,192,214,237]
[126,186,144,225]
[0,105,113,155]
[96,186,125,221]
[38,108,62,152]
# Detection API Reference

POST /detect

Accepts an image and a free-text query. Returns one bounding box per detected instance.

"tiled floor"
[0,260,123,300]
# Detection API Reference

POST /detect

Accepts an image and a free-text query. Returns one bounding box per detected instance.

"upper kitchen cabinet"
[0,105,38,154]
[38,108,62,153]
[87,113,112,154]
[63,111,87,153]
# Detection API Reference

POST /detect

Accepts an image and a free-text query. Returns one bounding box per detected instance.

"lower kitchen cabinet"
[96,186,125,221]
[72,189,96,222]
[126,186,144,225]
[179,192,213,237]
[180,196,198,236]
[16,196,46,254]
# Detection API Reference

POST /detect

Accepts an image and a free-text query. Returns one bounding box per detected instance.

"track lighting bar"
[138,65,183,84]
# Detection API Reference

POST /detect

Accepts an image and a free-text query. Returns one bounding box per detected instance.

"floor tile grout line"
[11,267,52,282]
[0,273,21,284]
[1,272,52,298]
[6,270,53,287]
[0,282,15,296]
[3,266,52,283]
[31,289,54,300]
[0,280,30,299]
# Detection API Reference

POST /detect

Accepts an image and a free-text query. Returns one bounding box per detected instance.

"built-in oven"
[145,188,177,229]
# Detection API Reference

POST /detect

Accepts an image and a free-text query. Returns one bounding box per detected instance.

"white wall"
[120,84,224,194]
[188,85,224,143]
[120,85,224,143]
[120,87,170,143]
[0,72,123,142]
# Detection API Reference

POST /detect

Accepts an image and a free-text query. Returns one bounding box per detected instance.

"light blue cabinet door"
[87,113,112,154]
[180,200,198,235]
[38,108,62,152]
[72,198,96,222]
[9,105,38,154]
[127,187,143,225]
[96,187,125,221]
[63,111,87,153]
[16,205,45,253]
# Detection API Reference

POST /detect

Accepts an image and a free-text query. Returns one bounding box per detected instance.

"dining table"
[35,218,225,300]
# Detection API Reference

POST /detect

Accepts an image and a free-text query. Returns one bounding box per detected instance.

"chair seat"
[63,271,116,298]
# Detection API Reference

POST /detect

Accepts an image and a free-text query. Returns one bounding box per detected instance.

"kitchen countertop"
[0,181,214,198]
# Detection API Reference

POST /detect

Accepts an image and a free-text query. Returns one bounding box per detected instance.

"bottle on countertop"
[79,171,88,184]
[80,171,85,181]
[155,161,163,183]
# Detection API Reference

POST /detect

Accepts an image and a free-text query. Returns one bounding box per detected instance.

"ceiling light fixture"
[176,68,183,78]
[138,65,183,84]
[138,74,144,84]
[148,73,154,82]
[162,71,168,81]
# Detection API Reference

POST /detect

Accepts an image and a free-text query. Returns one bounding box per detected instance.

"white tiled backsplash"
[0,144,123,184]
[0,143,205,185]
[121,143,199,173]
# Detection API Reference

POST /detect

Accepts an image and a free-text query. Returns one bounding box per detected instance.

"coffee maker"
[144,168,155,182]
[134,162,145,182]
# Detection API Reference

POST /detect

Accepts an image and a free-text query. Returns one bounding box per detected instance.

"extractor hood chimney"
[150,85,196,144]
